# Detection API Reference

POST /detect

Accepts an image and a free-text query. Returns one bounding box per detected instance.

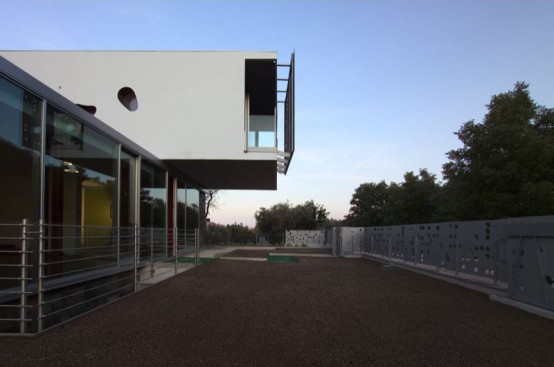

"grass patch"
[267,255,297,263]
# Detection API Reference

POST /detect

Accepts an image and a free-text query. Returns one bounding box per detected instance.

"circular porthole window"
[118,87,138,111]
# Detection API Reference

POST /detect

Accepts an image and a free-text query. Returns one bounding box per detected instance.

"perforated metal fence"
[285,230,327,248]
[0,220,202,336]
[329,216,554,313]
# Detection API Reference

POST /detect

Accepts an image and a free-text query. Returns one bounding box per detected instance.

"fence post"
[37,219,44,333]
[134,224,138,292]
[19,219,28,334]
[174,226,178,275]
[194,228,199,266]
[116,226,120,267]
[150,227,154,278]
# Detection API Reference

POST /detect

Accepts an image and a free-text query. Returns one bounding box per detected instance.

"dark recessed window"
[118,87,138,111]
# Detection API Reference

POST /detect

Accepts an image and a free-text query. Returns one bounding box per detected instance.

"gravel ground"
[1,257,553,366]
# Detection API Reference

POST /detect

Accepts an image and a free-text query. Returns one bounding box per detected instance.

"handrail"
[0,220,203,335]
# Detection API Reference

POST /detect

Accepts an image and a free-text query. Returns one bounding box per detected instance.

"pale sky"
[2,0,554,227]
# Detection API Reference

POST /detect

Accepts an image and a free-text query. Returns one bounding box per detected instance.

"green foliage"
[345,169,441,226]
[205,222,257,245]
[344,181,389,226]
[346,82,554,224]
[442,82,554,219]
[255,200,329,235]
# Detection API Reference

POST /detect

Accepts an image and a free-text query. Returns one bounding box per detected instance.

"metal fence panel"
[328,216,554,314]
[505,223,554,311]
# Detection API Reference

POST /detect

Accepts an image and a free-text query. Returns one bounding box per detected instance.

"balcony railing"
[0,220,202,336]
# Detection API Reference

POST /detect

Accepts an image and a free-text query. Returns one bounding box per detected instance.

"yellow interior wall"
[82,186,112,227]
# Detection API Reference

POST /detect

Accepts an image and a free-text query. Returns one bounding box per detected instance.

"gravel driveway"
[0,257,552,366]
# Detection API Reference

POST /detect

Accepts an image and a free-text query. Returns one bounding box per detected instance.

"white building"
[0,51,295,334]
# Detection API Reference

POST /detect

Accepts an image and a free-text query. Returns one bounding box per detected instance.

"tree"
[392,169,441,224]
[205,222,257,245]
[345,169,442,226]
[255,200,329,237]
[203,189,220,223]
[344,181,389,226]
[442,82,554,219]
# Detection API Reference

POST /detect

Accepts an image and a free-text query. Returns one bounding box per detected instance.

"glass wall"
[186,187,200,231]
[140,160,166,259]
[176,181,187,232]
[175,183,202,248]
[139,160,166,229]
[120,150,136,228]
[0,77,41,224]
[1,71,190,272]
[44,104,119,273]
[248,114,276,148]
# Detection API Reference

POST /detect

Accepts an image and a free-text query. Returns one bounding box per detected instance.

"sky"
[2,0,554,227]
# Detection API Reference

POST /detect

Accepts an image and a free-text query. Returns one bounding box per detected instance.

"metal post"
[174,226,177,275]
[37,219,44,333]
[194,228,199,266]
[134,224,138,292]
[20,219,28,334]
[116,226,120,267]
[116,144,121,268]
[150,227,154,278]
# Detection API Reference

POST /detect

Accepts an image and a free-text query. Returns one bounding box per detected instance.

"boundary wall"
[328,216,554,314]
[285,230,327,248]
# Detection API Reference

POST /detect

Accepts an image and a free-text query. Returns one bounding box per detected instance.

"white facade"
[0,51,294,190]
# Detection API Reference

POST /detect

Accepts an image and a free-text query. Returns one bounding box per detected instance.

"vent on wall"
[118,87,138,111]
[76,104,97,115]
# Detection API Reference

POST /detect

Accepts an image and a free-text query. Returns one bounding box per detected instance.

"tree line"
[207,82,553,243]
[345,82,554,226]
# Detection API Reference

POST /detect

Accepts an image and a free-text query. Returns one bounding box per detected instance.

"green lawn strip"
[266,255,297,263]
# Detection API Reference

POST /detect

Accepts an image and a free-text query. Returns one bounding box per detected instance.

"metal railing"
[0,220,202,336]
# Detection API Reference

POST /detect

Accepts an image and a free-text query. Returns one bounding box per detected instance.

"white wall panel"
[1,51,277,161]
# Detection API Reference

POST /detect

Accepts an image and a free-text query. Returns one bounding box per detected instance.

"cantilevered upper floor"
[0,51,295,190]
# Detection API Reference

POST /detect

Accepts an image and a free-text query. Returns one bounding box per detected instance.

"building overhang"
[165,159,277,190]
[0,51,296,190]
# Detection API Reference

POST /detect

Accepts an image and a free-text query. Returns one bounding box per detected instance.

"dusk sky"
[2,0,554,227]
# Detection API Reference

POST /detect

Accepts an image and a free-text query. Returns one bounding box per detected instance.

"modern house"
[0,51,295,334]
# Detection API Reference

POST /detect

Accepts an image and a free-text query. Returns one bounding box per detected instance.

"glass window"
[248,114,276,148]
[120,150,136,228]
[140,160,166,229]
[44,104,118,274]
[0,77,41,223]
[45,105,118,228]
[176,181,187,231]
[186,187,200,231]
